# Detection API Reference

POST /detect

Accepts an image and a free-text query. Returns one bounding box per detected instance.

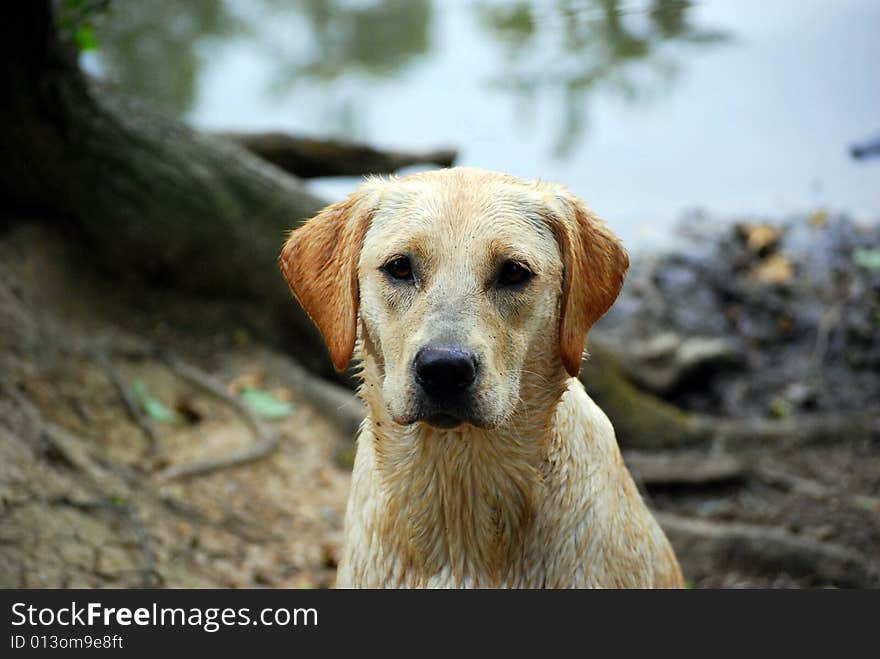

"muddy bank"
[602,213,880,420]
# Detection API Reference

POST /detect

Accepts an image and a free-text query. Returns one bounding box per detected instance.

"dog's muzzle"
[412,343,479,428]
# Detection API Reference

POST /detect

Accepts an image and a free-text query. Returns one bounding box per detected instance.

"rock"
[621,332,743,396]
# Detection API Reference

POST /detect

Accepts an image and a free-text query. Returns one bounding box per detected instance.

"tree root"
[692,413,880,450]
[624,450,747,486]
[585,338,879,451]
[2,380,128,492]
[125,502,163,588]
[47,494,163,588]
[94,347,158,456]
[258,351,365,440]
[156,358,280,480]
[755,464,880,514]
[625,449,879,515]
[656,512,880,588]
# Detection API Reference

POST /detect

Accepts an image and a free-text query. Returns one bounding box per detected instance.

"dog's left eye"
[497,260,534,287]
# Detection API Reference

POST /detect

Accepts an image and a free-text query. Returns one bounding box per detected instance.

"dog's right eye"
[383,256,414,281]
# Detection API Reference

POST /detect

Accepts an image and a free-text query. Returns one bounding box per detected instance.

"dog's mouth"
[392,402,488,430]
[422,412,466,429]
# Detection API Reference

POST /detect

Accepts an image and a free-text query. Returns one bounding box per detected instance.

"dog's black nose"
[414,345,478,398]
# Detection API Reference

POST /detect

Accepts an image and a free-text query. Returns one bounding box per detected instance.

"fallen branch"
[215,131,457,179]
[656,512,880,588]
[624,450,747,486]
[850,135,880,160]
[755,464,880,514]
[625,449,879,513]
[156,358,280,480]
[692,413,880,450]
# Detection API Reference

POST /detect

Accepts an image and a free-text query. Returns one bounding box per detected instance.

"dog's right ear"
[279,187,377,371]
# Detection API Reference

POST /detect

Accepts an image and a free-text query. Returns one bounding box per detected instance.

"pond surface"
[86,0,880,250]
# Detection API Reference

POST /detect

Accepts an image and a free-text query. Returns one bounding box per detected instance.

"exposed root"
[259,351,365,441]
[126,502,163,588]
[656,512,880,588]
[755,464,880,515]
[692,413,880,450]
[2,380,127,492]
[156,358,280,480]
[94,347,158,455]
[624,450,747,486]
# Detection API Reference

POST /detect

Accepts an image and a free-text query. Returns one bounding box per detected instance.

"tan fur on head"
[281,170,629,380]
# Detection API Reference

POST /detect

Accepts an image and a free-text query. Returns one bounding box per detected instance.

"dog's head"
[280,168,628,430]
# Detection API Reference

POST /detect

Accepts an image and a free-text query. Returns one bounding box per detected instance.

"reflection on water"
[270,0,431,83]
[86,0,879,248]
[92,0,433,116]
[92,0,237,114]
[479,1,727,155]
[91,0,722,155]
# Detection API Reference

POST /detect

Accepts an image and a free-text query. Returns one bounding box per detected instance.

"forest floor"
[1,215,878,588]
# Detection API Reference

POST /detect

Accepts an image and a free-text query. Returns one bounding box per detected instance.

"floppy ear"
[552,194,629,377]
[279,189,376,371]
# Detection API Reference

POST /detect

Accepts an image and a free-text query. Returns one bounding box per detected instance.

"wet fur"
[281,168,684,588]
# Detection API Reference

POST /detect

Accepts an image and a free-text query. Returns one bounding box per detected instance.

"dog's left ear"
[279,186,377,371]
[551,193,629,377]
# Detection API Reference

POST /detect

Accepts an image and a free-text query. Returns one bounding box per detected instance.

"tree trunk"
[0,0,336,375]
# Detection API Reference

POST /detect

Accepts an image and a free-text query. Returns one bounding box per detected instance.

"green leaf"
[74,25,99,52]
[769,396,791,419]
[132,380,176,423]
[853,248,880,271]
[239,387,294,420]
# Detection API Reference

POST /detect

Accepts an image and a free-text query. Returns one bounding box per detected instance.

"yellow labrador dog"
[280,167,683,588]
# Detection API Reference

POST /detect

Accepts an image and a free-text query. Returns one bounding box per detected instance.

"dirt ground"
[1,218,878,588]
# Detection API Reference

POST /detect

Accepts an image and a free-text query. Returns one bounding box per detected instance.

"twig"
[126,502,163,588]
[755,464,880,514]
[156,358,280,480]
[811,301,843,371]
[810,296,846,400]
[94,348,158,455]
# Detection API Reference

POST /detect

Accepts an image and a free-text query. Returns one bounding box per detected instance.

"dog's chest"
[337,428,618,588]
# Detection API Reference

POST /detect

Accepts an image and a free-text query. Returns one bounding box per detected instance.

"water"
[85,0,880,251]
